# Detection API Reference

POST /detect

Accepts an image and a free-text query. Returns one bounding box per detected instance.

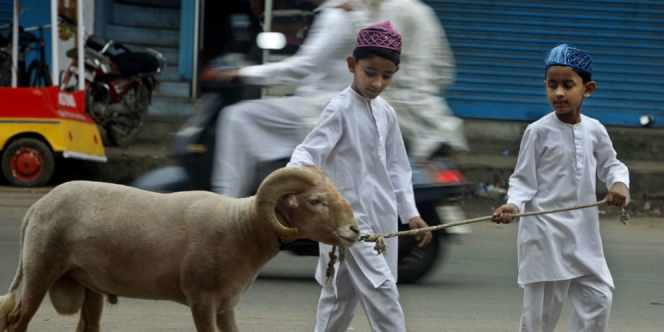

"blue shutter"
[424,0,664,127]
[1,0,13,26]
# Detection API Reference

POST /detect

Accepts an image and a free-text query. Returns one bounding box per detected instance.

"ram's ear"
[285,194,298,208]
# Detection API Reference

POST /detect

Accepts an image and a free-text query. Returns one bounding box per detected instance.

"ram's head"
[255,165,359,247]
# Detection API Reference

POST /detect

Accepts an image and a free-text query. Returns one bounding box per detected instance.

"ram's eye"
[310,199,321,205]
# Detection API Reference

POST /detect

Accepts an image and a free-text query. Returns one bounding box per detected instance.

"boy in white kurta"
[287,21,432,332]
[492,44,629,332]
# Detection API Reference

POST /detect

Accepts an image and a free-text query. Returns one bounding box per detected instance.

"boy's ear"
[583,81,596,97]
[394,65,400,74]
[347,56,356,73]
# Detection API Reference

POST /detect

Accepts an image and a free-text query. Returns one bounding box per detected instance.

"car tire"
[1,138,55,187]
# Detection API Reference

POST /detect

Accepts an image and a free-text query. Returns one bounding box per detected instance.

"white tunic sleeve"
[384,107,419,223]
[239,9,350,86]
[288,103,342,167]
[507,126,540,213]
[594,124,630,198]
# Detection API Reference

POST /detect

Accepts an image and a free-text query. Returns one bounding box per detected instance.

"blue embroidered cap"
[544,44,592,74]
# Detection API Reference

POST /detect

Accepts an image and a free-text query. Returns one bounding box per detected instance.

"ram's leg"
[216,308,239,332]
[75,288,103,332]
[7,276,52,332]
[189,297,218,332]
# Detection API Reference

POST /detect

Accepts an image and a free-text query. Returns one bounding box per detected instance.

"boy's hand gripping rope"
[359,199,629,255]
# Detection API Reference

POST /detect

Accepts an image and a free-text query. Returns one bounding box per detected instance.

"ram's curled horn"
[255,165,321,238]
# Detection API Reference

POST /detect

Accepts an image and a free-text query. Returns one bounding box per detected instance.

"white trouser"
[315,249,406,332]
[520,275,613,332]
[211,98,302,198]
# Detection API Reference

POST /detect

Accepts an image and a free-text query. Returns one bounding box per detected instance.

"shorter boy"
[492,44,629,332]
[287,21,432,332]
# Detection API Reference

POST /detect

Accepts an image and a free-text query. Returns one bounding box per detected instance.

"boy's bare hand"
[492,203,519,224]
[336,2,354,11]
[199,69,239,82]
[408,217,432,247]
[605,182,628,207]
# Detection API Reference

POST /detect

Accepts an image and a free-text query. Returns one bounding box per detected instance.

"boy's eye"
[364,71,376,77]
[383,75,393,80]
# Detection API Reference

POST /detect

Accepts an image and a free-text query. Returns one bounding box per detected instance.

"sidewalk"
[4,116,662,202]
[79,116,664,200]
[449,154,664,200]
[89,141,664,201]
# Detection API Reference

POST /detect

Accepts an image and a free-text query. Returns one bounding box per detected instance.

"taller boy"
[288,21,431,331]
[492,44,629,332]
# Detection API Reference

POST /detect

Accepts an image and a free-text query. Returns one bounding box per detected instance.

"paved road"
[0,187,662,331]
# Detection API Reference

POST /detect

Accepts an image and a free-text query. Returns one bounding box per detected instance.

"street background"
[1,188,662,331]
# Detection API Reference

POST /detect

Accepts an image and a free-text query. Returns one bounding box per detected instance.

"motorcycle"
[59,17,166,147]
[132,53,470,283]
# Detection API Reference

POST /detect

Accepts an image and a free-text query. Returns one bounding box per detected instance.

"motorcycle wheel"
[1,138,55,187]
[107,84,149,147]
[397,229,442,284]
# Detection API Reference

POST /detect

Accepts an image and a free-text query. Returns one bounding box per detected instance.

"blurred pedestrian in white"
[208,0,379,198]
[378,0,469,160]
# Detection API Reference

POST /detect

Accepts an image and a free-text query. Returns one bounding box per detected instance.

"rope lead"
[361,200,628,255]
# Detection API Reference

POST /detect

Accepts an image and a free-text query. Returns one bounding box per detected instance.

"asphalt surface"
[0,187,662,331]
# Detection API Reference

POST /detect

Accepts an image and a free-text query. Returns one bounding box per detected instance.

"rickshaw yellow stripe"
[0,118,106,160]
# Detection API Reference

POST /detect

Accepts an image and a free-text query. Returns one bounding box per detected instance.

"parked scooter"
[133,51,469,283]
[59,16,165,147]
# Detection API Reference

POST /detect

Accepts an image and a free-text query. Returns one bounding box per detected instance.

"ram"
[0,165,359,332]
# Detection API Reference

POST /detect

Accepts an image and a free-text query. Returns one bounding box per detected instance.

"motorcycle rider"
[207,0,468,197]
[205,0,379,198]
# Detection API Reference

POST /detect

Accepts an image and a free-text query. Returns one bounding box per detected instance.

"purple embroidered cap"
[356,21,402,53]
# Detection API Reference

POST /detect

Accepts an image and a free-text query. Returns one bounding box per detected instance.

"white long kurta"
[288,87,420,288]
[507,113,629,288]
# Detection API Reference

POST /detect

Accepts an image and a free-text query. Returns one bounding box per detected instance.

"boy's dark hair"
[353,46,400,66]
[544,66,592,84]
[573,68,592,84]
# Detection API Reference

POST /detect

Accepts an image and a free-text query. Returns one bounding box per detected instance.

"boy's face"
[544,66,596,121]
[347,55,399,100]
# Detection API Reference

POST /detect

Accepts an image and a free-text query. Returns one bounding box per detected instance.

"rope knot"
[374,237,388,255]
[619,207,629,225]
[360,234,389,255]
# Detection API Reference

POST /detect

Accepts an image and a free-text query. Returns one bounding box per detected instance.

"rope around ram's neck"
[359,199,629,255]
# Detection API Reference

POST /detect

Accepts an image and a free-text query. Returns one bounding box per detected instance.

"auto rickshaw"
[0,0,106,187]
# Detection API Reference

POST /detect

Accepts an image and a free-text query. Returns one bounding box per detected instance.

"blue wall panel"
[424,0,664,127]
[0,0,13,26]
[178,0,194,80]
